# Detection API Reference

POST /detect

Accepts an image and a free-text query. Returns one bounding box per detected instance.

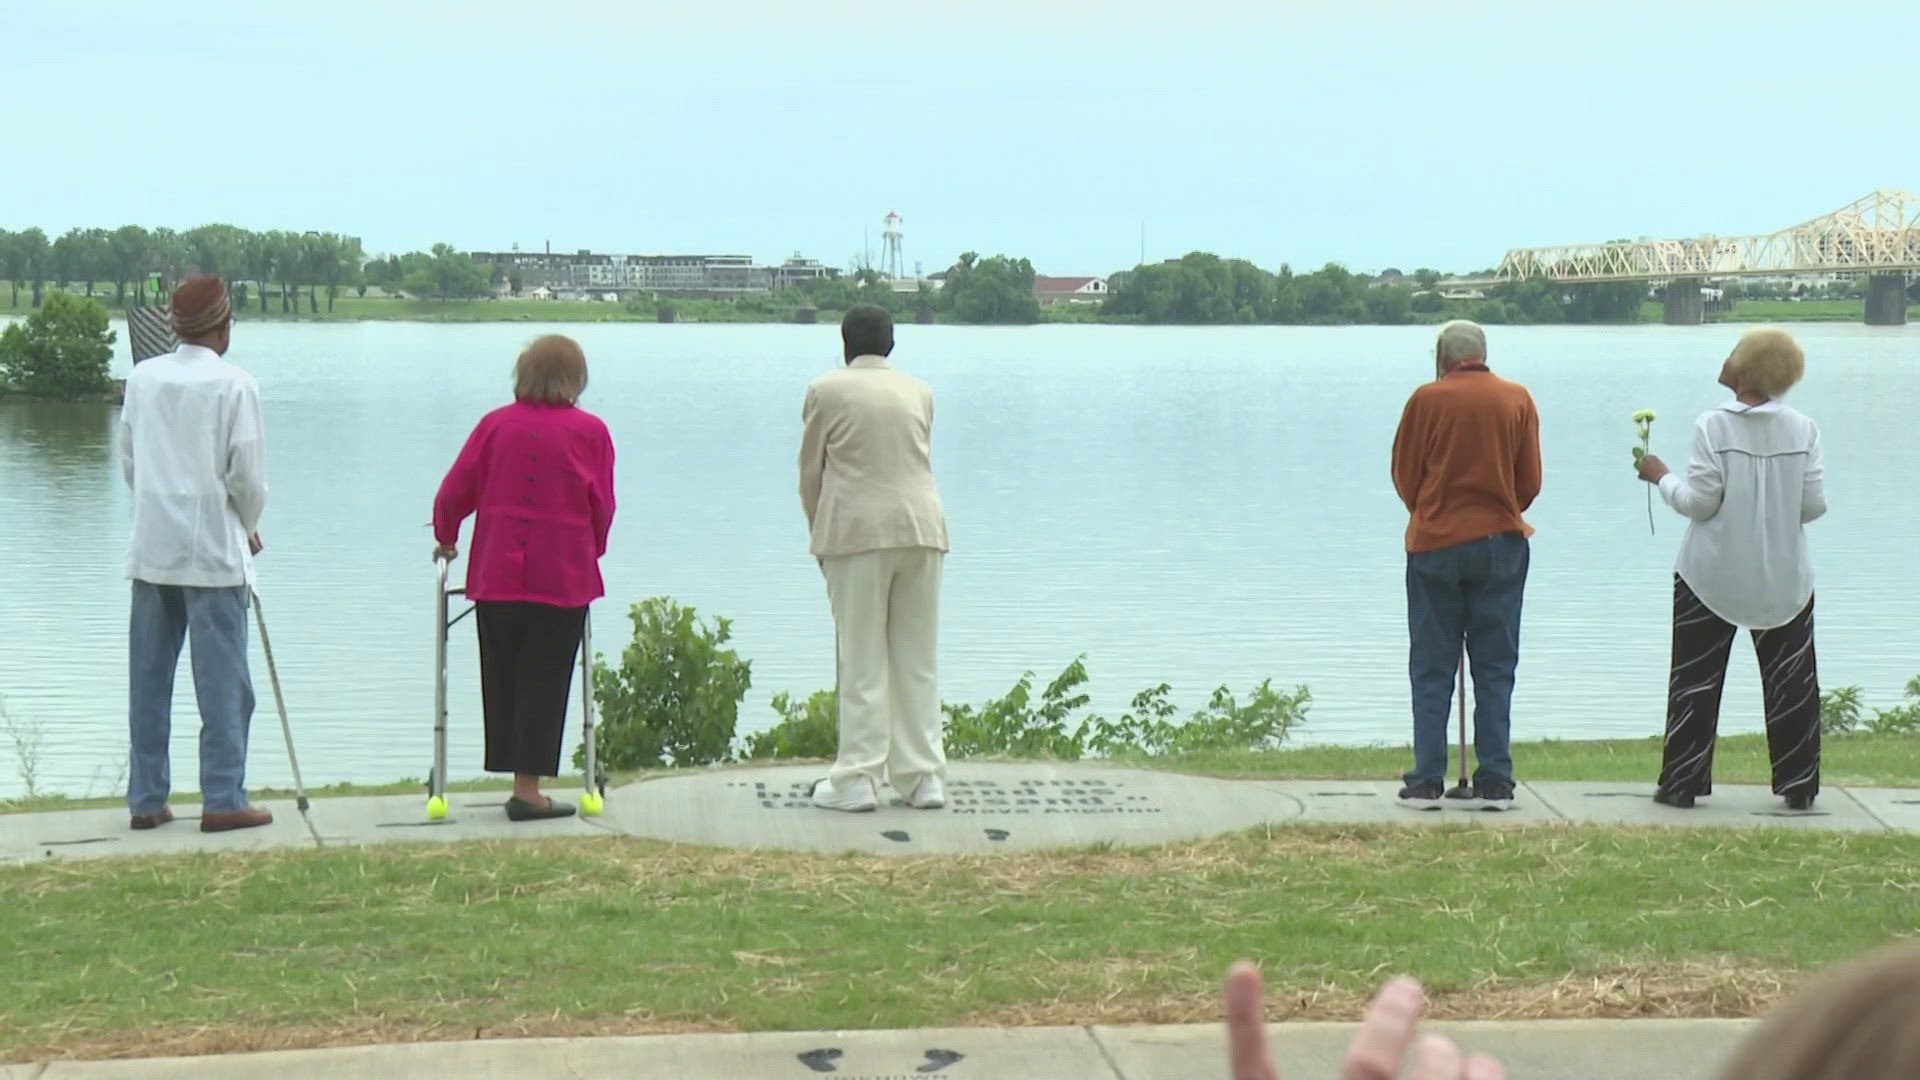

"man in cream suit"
[799,305,950,812]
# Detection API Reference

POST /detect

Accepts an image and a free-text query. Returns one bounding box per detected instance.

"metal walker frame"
[432,558,605,818]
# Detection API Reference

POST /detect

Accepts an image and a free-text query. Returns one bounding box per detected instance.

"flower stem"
[1642,435,1655,535]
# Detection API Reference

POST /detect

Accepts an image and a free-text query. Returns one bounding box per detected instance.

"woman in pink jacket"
[432,335,616,821]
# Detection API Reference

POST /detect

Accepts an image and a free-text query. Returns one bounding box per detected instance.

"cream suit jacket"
[799,355,950,558]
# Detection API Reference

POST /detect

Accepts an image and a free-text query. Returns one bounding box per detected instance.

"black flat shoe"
[506,796,576,821]
[1653,787,1696,809]
[1785,792,1816,811]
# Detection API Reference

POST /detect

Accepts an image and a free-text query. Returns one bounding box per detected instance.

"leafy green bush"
[1821,685,1864,734]
[1864,677,1920,736]
[579,597,751,770]
[0,291,115,397]
[743,689,837,760]
[1082,680,1310,757]
[749,654,1311,762]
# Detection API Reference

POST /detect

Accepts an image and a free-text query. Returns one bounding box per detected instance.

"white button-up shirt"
[1658,400,1825,629]
[118,344,267,588]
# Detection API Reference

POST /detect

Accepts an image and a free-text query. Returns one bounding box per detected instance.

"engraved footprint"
[797,1047,842,1072]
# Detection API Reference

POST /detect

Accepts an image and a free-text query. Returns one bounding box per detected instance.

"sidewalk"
[3,1018,1760,1079]
[4,761,1915,865]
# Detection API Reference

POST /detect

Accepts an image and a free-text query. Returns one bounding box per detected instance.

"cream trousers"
[822,546,945,791]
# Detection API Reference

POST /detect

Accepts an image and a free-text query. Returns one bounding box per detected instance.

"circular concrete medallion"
[603,761,1305,855]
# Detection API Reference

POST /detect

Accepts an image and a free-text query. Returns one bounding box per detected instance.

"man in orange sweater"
[1390,320,1541,811]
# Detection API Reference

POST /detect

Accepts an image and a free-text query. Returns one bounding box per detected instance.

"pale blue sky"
[9,0,1918,276]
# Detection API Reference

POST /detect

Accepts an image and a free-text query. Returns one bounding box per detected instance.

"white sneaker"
[906,775,945,810]
[810,775,878,813]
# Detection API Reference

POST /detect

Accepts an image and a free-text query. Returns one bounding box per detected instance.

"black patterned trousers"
[1659,575,1820,798]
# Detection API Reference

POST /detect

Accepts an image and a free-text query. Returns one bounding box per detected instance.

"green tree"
[16,227,49,307]
[0,291,116,397]
[0,229,18,307]
[399,243,493,301]
[244,232,278,314]
[1561,281,1646,323]
[940,251,1041,324]
[108,225,152,306]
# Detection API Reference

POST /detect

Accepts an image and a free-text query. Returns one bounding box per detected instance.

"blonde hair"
[1436,320,1486,364]
[514,335,588,405]
[1715,944,1920,1080]
[1726,326,1805,398]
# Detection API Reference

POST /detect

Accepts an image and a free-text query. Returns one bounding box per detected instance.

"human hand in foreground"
[433,544,457,562]
[1635,453,1670,484]
[248,533,263,556]
[1226,962,1506,1080]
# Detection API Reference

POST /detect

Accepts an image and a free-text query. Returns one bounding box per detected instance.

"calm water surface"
[2,321,1915,796]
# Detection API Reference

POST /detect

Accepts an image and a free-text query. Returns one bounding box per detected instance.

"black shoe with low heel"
[1653,787,1696,809]
[1785,792,1816,811]
[506,796,577,821]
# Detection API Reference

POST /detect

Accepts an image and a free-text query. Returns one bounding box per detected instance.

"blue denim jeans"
[1404,533,1529,786]
[127,582,255,814]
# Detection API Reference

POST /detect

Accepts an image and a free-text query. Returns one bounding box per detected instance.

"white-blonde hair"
[1436,320,1487,365]
[1727,326,1805,398]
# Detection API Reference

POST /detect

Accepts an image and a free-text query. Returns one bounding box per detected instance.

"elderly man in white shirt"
[119,275,273,833]
[1635,326,1826,812]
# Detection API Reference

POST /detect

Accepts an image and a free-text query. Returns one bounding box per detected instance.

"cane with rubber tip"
[250,588,323,847]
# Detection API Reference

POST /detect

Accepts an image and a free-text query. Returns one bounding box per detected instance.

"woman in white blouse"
[1635,327,1826,811]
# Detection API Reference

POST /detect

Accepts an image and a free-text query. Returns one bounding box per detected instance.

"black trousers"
[1659,575,1820,798]
[475,601,586,777]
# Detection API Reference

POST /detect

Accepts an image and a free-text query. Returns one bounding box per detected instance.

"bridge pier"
[1865,274,1908,326]
[1662,277,1705,325]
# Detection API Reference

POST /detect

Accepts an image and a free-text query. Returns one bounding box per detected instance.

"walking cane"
[250,589,323,846]
[1443,642,1472,801]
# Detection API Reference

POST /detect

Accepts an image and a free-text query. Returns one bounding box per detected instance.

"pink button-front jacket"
[433,401,616,609]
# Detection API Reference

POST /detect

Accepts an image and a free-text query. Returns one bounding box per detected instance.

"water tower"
[882,211,905,281]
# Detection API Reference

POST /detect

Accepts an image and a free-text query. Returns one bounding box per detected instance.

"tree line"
[0,225,505,313]
[1100,253,1647,326]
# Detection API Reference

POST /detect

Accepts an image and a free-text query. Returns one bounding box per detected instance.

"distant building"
[1033,276,1109,305]
[473,248,833,297]
[771,253,839,290]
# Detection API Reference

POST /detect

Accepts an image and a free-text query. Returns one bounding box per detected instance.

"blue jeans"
[1405,533,1529,786]
[128,582,255,814]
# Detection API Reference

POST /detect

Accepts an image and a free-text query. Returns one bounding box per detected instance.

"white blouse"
[118,345,268,588]
[1657,400,1825,629]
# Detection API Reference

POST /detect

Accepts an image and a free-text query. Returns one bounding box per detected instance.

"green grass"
[1140,732,1920,788]
[1715,299,1865,322]
[6,733,1912,817]
[4,826,1917,1059]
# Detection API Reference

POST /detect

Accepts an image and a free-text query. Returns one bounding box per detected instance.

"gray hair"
[1436,320,1487,365]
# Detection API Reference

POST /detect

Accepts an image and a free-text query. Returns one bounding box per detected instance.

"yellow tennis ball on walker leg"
[580,792,604,817]
[426,795,448,821]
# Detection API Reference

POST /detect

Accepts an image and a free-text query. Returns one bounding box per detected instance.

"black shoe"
[1785,791,1816,811]
[1473,780,1516,811]
[506,796,577,821]
[1653,786,1696,809]
[1398,779,1444,810]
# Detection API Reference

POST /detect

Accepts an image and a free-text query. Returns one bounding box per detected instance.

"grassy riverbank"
[6,732,1914,816]
[4,825,1917,1060]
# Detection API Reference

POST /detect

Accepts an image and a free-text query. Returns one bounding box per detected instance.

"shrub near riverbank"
[582,596,1917,778]
[582,598,1310,770]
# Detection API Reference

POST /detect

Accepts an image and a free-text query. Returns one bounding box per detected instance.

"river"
[1,320,1914,797]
